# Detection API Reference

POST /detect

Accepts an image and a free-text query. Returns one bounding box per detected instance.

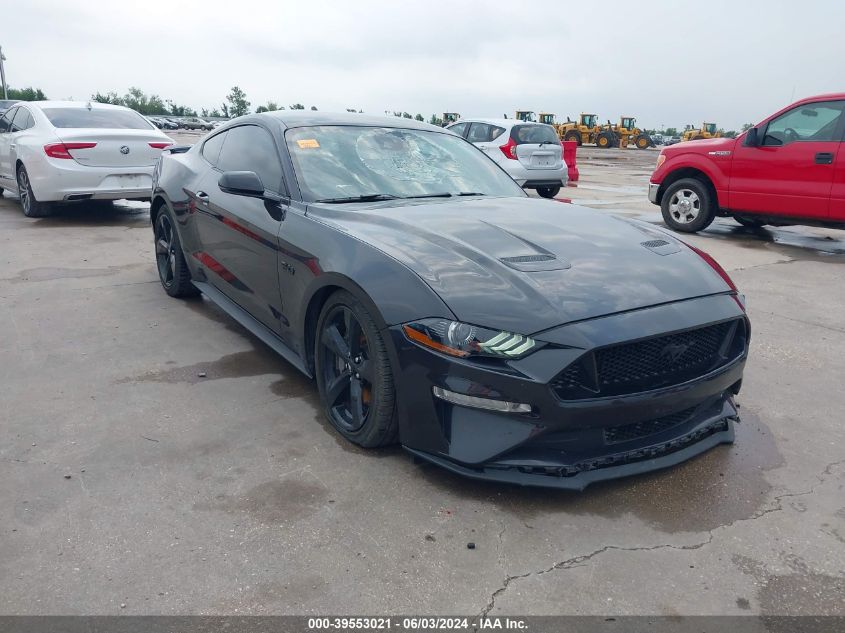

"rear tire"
[154,207,199,298]
[536,186,561,199]
[315,290,398,448]
[660,178,715,233]
[17,165,51,218]
[636,135,650,149]
[596,133,612,148]
[564,131,581,144]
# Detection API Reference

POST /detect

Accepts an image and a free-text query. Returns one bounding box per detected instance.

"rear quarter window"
[42,107,154,130]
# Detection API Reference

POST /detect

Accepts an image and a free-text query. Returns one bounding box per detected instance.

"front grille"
[552,319,746,400]
[603,407,696,444]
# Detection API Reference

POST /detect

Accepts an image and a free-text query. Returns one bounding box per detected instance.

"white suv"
[448,118,566,198]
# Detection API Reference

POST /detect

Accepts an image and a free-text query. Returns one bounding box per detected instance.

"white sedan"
[0,101,174,217]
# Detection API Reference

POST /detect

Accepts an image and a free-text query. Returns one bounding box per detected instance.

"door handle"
[195,190,209,203]
[815,152,834,165]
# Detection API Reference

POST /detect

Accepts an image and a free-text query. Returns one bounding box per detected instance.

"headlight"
[402,318,541,359]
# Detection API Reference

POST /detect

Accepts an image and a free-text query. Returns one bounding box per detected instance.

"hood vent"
[500,253,571,272]
[640,238,681,256]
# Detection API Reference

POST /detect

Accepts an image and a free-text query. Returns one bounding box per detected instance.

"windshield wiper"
[315,194,400,203]
[404,192,488,199]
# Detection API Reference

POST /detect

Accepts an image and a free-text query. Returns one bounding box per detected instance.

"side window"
[13,109,34,131]
[216,125,283,193]
[202,131,227,166]
[466,123,491,143]
[764,101,845,146]
[0,107,18,133]
[448,122,468,137]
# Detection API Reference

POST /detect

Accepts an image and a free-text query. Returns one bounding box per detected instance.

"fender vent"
[501,254,556,263]
[641,239,670,248]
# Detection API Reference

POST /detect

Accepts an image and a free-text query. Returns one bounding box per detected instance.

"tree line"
[7,85,747,133]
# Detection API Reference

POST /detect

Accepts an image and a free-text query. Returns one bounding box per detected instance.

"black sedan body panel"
[151,112,750,489]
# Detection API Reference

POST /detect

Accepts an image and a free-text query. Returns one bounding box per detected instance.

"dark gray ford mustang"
[151,112,749,489]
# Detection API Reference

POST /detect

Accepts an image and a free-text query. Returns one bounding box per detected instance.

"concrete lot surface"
[1,144,843,616]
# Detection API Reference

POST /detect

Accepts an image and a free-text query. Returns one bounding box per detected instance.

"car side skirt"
[191,280,312,378]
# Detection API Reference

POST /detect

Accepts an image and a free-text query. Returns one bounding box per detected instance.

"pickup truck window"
[763,101,844,146]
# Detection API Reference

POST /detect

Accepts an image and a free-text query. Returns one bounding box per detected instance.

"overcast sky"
[5,0,842,130]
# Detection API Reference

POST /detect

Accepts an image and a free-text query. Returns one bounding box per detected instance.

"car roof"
[22,100,137,111]
[255,110,446,132]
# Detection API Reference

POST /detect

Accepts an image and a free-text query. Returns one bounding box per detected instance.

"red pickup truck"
[649,93,845,232]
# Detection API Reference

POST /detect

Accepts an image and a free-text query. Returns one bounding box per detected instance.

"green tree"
[310,105,318,111]
[121,87,167,115]
[226,86,251,117]
[290,103,305,110]
[91,91,121,105]
[414,114,424,121]
[7,86,47,101]
[346,108,358,112]
[429,114,443,126]
[664,127,678,137]
[166,100,197,117]
[741,122,754,131]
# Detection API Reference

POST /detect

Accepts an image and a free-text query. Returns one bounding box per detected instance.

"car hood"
[307,197,732,335]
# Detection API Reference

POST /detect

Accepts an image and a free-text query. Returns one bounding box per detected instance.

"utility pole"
[0,46,7,99]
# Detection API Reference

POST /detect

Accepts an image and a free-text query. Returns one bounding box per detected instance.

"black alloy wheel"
[315,291,397,447]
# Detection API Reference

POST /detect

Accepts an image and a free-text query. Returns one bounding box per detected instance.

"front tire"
[536,186,561,199]
[17,165,51,217]
[635,135,650,149]
[660,178,715,233]
[596,133,611,148]
[154,208,199,297]
[564,131,581,145]
[315,290,397,448]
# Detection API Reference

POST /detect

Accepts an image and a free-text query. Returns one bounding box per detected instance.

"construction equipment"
[514,110,536,122]
[556,113,618,148]
[537,112,556,125]
[442,112,461,126]
[612,116,655,149]
[682,123,720,141]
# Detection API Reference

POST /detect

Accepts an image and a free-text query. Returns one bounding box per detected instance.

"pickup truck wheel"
[661,178,715,233]
[734,216,767,229]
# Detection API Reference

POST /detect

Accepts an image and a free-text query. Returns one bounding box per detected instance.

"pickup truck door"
[829,140,845,221]
[729,100,844,219]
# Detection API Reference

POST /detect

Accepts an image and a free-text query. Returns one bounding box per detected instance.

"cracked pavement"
[1,145,843,615]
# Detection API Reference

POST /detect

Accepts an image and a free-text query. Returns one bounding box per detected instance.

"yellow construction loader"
[442,112,461,126]
[613,116,655,149]
[682,123,720,141]
[557,113,618,148]
[514,110,537,122]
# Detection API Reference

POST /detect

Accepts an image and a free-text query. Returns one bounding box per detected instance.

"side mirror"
[744,127,760,147]
[218,171,265,197]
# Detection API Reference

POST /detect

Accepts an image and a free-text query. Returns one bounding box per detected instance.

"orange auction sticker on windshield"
[297,139,320,149]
